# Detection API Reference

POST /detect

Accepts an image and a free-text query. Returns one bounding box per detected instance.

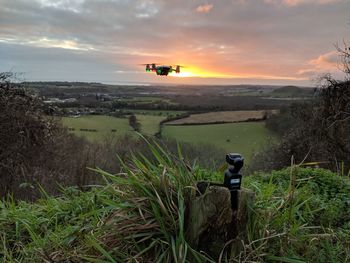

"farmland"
[165,110,275,125]
[61,115,133,141]
[62,115,166,140]
[134,114,165,135]
[61,115,273,163]
[162,122,273,163]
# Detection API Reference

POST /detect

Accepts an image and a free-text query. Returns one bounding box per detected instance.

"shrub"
[0,73,102,199]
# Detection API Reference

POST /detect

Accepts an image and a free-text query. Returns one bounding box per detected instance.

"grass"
[61,114,165,140]
[1,142,349,262]
[165,110,272,125]
[61,116,274,165]
[235,166,350,263]
[135,114,165,135]
[163,122,273,164]
[0,139,213,262]
[62,115,133,141]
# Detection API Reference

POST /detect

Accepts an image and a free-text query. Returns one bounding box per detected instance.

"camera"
[224,153,244,210]
[224,153,243,191]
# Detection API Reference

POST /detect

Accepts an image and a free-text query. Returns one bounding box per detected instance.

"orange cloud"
[265,0,341,6]
[297,51,340,77]
[195,4,213,13]
[309,51,339,69]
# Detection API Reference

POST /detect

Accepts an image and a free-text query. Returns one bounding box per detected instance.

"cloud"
[297,51,342,78]
[309,51,339,69]
[264,0,341,6]
[34,0,85,13]
[195,4,213,13]
[0,36,95,51]
[0,0,348,85]
[136,0,159,18]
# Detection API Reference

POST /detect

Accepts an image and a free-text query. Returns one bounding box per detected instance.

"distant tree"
[129,114,141,132]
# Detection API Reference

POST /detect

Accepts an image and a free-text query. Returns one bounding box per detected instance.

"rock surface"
[187,185,254,260]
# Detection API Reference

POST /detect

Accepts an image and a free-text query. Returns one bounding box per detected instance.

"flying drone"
[141,63,184,76]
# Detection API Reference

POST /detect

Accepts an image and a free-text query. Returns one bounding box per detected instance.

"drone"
[141,63,184,76]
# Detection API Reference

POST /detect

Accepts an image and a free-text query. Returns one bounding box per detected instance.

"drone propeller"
[173,65,186,73]
[140,63,160,72]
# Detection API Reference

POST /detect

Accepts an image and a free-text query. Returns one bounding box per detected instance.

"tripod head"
[224,153,244,191]
[226,153,244,174]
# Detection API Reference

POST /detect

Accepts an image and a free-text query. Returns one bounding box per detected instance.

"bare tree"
[336,42,350,77]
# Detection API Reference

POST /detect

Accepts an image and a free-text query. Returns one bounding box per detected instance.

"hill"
[271,85,314,97]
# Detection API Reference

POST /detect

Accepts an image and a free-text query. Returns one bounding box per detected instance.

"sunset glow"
[0,0,349,85]
[171,66,232,78]
[171,66,307,81]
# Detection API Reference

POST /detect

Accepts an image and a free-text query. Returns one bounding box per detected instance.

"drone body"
[143,63,182,76]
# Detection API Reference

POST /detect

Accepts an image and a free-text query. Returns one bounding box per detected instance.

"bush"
[0,73,102,199]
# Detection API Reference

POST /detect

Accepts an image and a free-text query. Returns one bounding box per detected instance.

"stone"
[186,185,254,260]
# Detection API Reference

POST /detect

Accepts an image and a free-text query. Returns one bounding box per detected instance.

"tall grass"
[0,138,215,262]
[224,165,350,263]
[1,140,349,262]
[85,139,214,262]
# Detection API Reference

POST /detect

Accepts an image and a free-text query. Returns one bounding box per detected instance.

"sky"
[0,0,349,86]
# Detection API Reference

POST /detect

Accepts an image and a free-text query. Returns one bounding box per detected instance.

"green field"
[135,114,165,135]
[61,116,273,163]
[163,122,273,163]
[61,115,164,141]
[62,115,133,141]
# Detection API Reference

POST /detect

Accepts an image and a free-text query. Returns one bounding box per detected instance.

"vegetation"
[270,86,314,98]
[252,46,350,174]
[135,114,166,135]
[0,73,101,200]
[129,114,141,132]
[62,115,133,141]
[238,166,350,262]
[126,109,186,117]
[164,110,271,125]
[1,143,349,262]
[60,114,274,165]
[163,122,273,164]
[62,114,165,140]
